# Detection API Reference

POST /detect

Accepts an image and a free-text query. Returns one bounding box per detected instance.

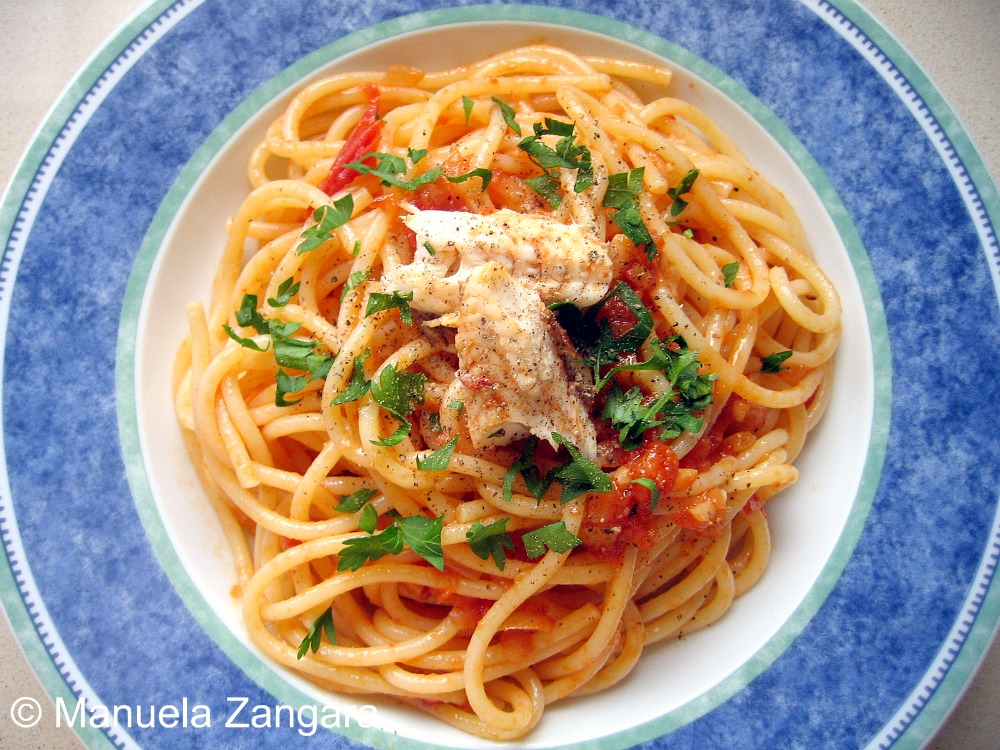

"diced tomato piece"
[317,84,384,196]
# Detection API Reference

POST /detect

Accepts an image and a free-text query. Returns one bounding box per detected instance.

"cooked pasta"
[173,44,841,739]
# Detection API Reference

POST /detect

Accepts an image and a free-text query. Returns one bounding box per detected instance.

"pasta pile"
[173,45,840,739]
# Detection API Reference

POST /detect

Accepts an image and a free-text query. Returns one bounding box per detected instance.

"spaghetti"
[173,45,841,739]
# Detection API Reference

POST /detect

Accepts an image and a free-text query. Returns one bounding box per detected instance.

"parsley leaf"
[299,195,354,254]
[502,436,551,502]
[667,169,699,216]
[223,325,268,351]
[547,433,612,503]
[334,487,377,513]
[397,514,445,571]
[235,293,269,334]
[574,282,654,382]
[365,290,414,325]
[630,477,661,510]
[721,261,740,288]
[224,295,335,406]
[523,173,563,209]
[269,321,334,379]
[467,518,514,570]
[603,169,655,260]
[462,95,474,124]
[338,524,403,571]
[491,96,521,135]
[612,201,656,261]
[358,503,378,534]
[760,350,793,374]
[344,152,491,192]
[602,382,658,450]
[416,436,459,471]
[518,118,594,206]
[331,348,371,406]
[275,370,308,407]
[340,268,370,300]
[522,521,581,559]
[296,607,336,659]
[337,514,444,571]
[447,167,492,190]
[369,365,428,445]
[600,337,716,445]
[267,277,300,307]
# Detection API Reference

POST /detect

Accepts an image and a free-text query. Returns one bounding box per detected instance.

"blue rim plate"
[1,1,998,748]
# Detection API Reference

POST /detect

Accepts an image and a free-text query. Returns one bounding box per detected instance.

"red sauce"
[597,293,639,340]
[317,85,383,196]
[447,595,493,630]
[580,437,679,559]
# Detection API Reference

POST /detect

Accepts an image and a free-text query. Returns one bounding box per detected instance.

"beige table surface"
[1,1,998,748]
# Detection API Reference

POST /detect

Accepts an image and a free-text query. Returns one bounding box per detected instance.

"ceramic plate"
[1,1,998,748]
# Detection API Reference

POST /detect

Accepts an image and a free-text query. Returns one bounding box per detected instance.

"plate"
[2,1,998,749]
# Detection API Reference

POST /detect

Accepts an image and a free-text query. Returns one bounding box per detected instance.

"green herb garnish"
[267,277,300,307]
[338,514,445,571]
[603,168,655,260]
[365,290,414,325]
[547,432,613,503]
[299,195,354,254]
[296,607,336,659]
[517,118,593,207]
[334,487,378,514]
[331,348,371,406]
[491,97,521,135]
[721,261,740,288]
[467,518,515,570]
[521,521,581,559]
[416,436,459,471]
[667,169,699,216]
[760,350,793,374]
[368,364,428,446]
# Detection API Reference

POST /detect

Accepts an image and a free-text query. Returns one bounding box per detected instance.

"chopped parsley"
[338,513,445,571]
[502,436,550,502]
[517,118,594,208]
[331,348,371,406]
[522,521,581,559]
[556,281,653,385]
[547,432,612,503]
[601,337,716,447]
[340,268,370,300]
[501,433,612,504]
[368,365,428,446]
[760,350,793,374]
[556,284,716,448]
[223,294,334,406]
[416,436,458,471]
[667,168,699,217]
[721,261,740,288]
[603,167,655,260]
[296,607,336,659]
[365,290,414,325]
[298,195,354,254]
[630,477,661,510]
[334,487,378,514]
[343,151,491,191]
[267,277,300,307]
[491,97,521,135]
[466,517,514,570]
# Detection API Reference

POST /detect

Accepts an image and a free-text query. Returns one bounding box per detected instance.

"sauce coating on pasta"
[173,45,841,740]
